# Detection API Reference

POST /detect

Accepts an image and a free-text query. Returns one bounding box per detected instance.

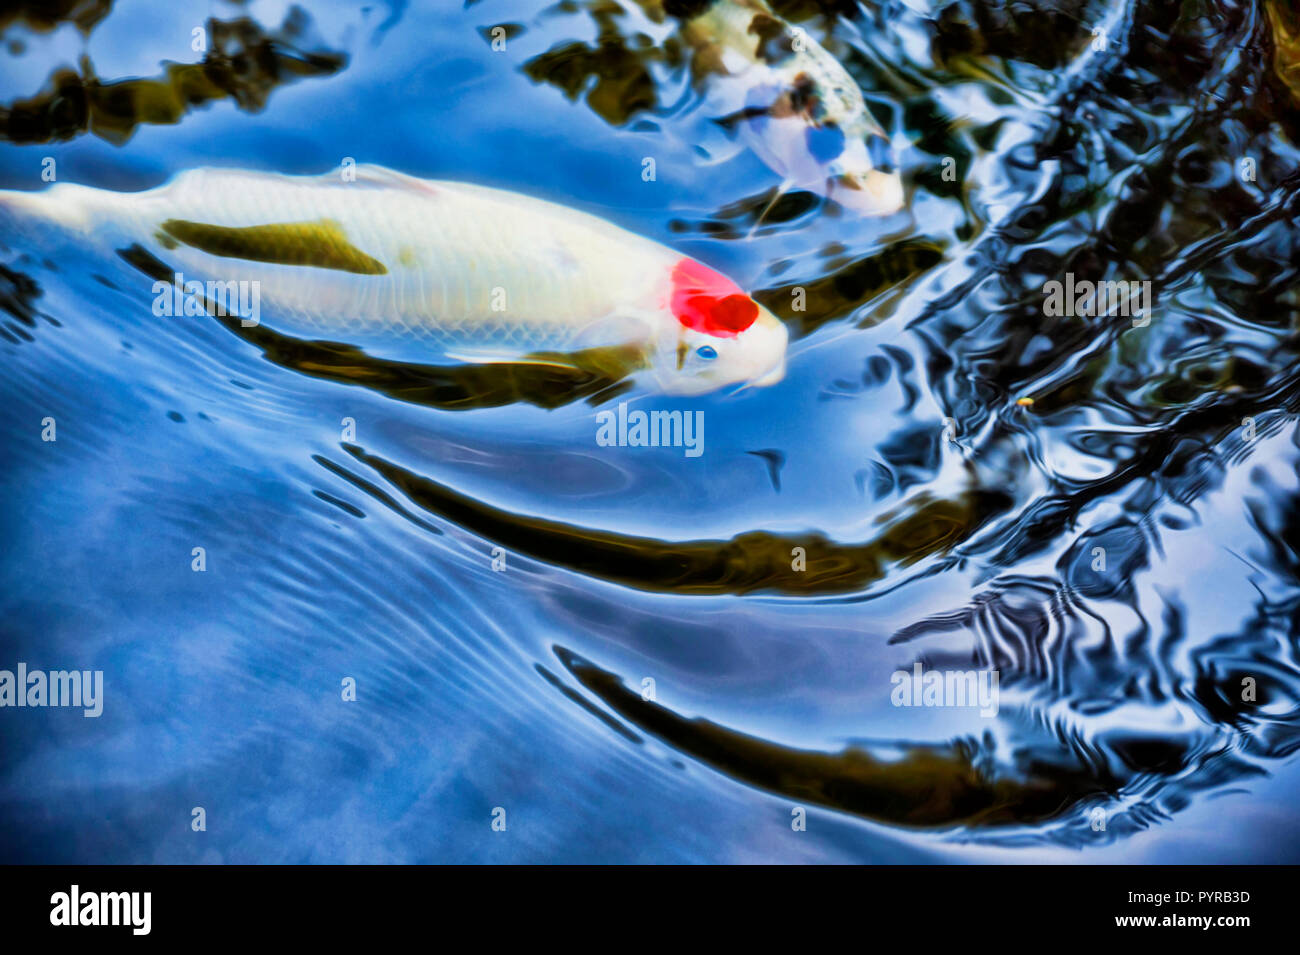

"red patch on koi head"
[670,259,759,338]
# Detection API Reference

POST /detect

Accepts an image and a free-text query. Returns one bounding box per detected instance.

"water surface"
[3,0,1300,863]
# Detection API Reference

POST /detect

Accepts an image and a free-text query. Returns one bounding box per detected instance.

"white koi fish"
[0,164,787,395]
[670,0,904,216]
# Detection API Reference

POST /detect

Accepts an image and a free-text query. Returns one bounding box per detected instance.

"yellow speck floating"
[1016,397,1035,407]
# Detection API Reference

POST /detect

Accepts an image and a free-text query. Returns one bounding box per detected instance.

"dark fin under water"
[340,437,1014,598]
[552,646,1110,829]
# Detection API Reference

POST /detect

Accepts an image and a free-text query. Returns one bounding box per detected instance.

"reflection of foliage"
[0,0,114,37]
[754,239,945,337]
[861,0,1300,842]
[0,263,49,344]
[1265,0,1300,106]
[929,0,1099,70]
[523,1,683,125]
[0,7,346,145]
[668,185,823,238]
[521,0,865,127]
[657,1,860,28]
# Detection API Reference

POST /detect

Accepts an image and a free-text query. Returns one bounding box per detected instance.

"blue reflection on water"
[2,0,1300,862]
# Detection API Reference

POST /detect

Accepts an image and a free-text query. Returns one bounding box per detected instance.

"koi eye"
[696,345,718,361]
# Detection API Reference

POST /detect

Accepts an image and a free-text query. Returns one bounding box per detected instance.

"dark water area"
[2,0,1300,862]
